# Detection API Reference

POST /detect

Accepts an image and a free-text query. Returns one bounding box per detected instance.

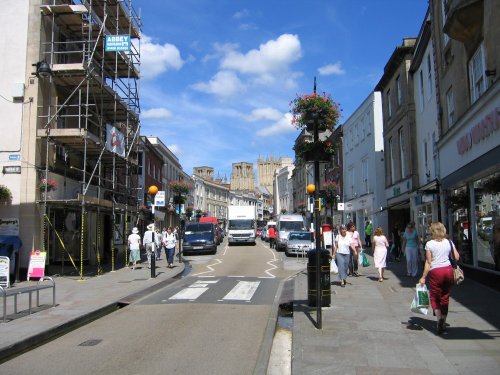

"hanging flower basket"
[39,178,58,192]
[168,181,191,195]
[173,195,186,205]
[321,181,339,203]
[0,185,12,204]
[294,139,336,161]
[290,92,341,132]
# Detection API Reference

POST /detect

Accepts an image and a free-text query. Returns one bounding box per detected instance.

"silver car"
[285,231,313,256]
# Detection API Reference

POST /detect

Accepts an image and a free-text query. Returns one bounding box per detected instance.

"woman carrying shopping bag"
[334,225,355,287]
[419,222,460,335]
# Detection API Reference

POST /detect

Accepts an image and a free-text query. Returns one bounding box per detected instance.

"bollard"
[150,253,156,278]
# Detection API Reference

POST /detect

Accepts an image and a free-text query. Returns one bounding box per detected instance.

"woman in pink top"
[419,222,460,335]
[347,222,363,276]
[372,227,389,282]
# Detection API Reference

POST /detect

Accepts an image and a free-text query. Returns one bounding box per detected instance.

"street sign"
[154,191,165,207]
[105,35,131,52]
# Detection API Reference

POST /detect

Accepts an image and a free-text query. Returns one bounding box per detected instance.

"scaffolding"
[36,0,142,278]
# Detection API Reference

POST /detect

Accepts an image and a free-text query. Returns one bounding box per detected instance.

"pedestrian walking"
[163,226,177,268]
[334,225,354,287]
[127,227,141,269]
[403,221,420,277]
[347,222,363,276]
[419,222,460,335]
[364,220,373,248]
[268,225,276,249]
[155,228,162,260]
[372,227,389,282]
[391,223,402,261]
[143,223,158,268]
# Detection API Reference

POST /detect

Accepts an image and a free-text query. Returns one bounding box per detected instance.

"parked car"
[199,216,222,244]
[260,227,268,241]
[182,223,217,255]
[285,231,313,257]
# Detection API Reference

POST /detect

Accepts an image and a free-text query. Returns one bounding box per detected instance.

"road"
[0,239,299,375]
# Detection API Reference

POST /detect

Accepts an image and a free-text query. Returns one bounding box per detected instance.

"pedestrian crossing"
[140,276,278,305]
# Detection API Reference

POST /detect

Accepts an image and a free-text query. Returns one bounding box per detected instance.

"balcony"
[443,0,483,44]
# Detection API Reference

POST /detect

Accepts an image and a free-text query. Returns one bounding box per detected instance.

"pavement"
[1,251,500,374]
[290,252,500,375]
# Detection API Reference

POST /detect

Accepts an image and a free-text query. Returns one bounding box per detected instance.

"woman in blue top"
[402,221,420,277]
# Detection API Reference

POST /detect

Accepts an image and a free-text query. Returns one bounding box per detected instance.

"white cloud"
[221,34,302,75]
[141,35,184,79]
[246,107,282,122]
[141,107,172,120]
[191,70,245,97]
[256,113,296,136]
[167,144,181,155]
[318,62,346,76]
[233,9,249,19]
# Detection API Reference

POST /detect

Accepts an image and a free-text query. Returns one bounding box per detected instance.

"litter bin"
[307,248,331,307]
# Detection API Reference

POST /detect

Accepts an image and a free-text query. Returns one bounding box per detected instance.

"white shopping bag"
[330,258,338,274]
[410,284,429,315]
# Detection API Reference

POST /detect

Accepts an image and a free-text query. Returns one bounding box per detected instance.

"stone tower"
[257,156,293,192]
[230,162,255,191]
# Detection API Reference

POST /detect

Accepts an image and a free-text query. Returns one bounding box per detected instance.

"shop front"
[438,87,500,287]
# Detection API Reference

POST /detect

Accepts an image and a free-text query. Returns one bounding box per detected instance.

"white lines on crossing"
[168,279,219,300]
[191,258,223,277]
[222,281,260,301]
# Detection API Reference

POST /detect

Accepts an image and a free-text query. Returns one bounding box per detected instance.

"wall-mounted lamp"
[485,69,496,77]
[32,61,52,78]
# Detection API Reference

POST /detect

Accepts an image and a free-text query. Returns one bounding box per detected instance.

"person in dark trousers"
[391,223,402,261]
[268,225,276,249]
[364,220,373,248]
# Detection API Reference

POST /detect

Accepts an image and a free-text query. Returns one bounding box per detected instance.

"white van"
[276,214,307,251]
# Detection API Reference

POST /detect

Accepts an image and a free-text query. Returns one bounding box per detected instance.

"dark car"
[182,223,217,255]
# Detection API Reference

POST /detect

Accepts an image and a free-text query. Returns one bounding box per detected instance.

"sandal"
[378,278,383,282]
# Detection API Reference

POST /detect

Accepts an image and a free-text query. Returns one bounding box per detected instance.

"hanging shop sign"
[105,35,131,52]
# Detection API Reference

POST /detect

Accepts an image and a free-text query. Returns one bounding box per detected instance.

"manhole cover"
[79,339,102,347]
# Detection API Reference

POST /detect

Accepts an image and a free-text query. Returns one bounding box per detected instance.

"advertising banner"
[27,251,46,280]
[106,124,125,157]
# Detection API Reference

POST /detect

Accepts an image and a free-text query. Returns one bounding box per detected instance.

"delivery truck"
[227,205,257,245]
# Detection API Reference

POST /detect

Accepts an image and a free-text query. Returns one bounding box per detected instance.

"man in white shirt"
[143,223,157,268]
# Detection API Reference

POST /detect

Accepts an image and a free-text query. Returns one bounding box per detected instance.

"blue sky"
[137,0,428,181]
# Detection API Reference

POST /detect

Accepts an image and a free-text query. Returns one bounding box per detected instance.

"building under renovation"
[0,0,142,279]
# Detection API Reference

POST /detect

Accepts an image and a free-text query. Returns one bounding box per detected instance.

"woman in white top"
[372,227,389,282]
[419,222,460,335]
[334,225,355,287]
[127,227,141,270]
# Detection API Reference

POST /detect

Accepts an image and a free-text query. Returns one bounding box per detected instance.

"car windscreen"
[228,219,254,229]
[280,221,305,231]
[184,224,213,235]
[289,232,311,241]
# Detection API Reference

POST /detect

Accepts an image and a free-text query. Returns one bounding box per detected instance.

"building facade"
[342,92,387,235]
[376,38,418,234]
[430,0,500,281]
[230,162,255,192]
[0,0,142,277]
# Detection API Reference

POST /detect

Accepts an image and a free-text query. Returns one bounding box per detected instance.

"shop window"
[474,173,500,271]
[469,43,486,104]
[448,185,472,265]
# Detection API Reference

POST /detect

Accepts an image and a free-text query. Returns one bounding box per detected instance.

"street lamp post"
[148,185,158,278]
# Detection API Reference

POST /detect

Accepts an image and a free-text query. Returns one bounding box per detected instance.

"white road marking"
[169,287,208,300]
[191,258,222,276]
[222,281,260,301]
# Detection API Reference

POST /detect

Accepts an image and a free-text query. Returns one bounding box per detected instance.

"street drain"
[78,339,102,347]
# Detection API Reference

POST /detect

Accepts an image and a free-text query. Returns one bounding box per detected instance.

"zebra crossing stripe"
[222,281,260,301]
[168,280,219,300]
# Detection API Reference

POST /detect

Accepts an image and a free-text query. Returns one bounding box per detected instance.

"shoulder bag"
[448,239,464,285]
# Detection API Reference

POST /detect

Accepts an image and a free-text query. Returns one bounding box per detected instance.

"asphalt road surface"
[0,239,297,375]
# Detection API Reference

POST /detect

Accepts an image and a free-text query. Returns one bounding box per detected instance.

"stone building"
[230,162,255,192]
